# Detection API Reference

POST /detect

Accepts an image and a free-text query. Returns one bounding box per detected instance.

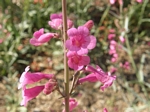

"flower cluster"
[66,23,96,70]
[18,13,116,111]
[18,66,56,106]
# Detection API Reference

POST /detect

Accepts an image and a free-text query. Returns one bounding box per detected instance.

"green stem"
[125,35,137,72]
[62,0,69,112]
[123,17,137,72]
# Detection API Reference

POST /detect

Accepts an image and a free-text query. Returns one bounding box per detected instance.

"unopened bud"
[83,20,94,30]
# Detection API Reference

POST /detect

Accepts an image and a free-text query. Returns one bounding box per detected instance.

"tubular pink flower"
[121,61,130,70]
[110,44,116,50]
[79,65,116,91]
[62,98,78,112]
[48,13,73,30]
[110,40,117,45]
[109,49,116,55]
[136,0,143,3]
[147,42,150,46]
[18,66,54,89]
[83,20,94,30]
[48,19,63,30]
[119,36,125,43]
[110,67,117,73]
[109,0,116,4]
[103,108,108,112]
[108,34,116,40]
[118,0,123,5]
[66,26,96,55]
[21,86,44,106]
[50,13,62,20]
[30,28,57,46]
[109,29,115,33]
[67,51,90,71]
[18,66,55,106]
[0,39,3,44]
[78,73,98,84]
[111,57,117,63]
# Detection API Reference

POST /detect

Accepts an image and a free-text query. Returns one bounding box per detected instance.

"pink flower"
[43,79,57,95]
[48,13,73,30]
[0,39,3,44]
[110,40,117,45]
[109,49,116,55]
[111,57,117,63]
[21,86,44,106]
[18,66,55,106]
[62,98,78,112]
[110,67,117,73]
[110,44,116,50]
[108,34,116,40]
[66,26,96,55]
[67,51,90,71]
[109,0,116,4]
[78,65,116,91]
[18,66,54,89]
[148,42,150,46]
[118,0,123,5]
[103,108,108,112]
[83,20,94,30]
[78,73,98,83]
[136,0,143,3]
[109,29,115,33]
[119,36,125,43]
[120,61,130,70]
[30,28,57,46]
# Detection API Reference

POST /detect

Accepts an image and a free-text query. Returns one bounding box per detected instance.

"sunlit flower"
[110,67,117,73]
[119,36,125,43]
[0,39,3,44]
[18,66,55,106]
[78,65,116,91]
[103,108,108,112]
[62,98,78,112]
[136,0,143,3]
[108,34,116,40]
[18,66,54,89]
[83,20,94,30]
[43,79,57,95]
[21,86,44,106]
[30,28,57,46]
[120,61,130,70]
[66,26,96,55]
[67,51,90,71]
[109,0,116,4]
[48,13,73,30]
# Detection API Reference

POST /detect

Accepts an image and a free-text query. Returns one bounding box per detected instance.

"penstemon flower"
[103,108,108,112]
[30,28,58,46]
[78,65,116,91]
[136,0,143,3]
[48,13,73,30]
[18,66,56,106]
[18,7,116,111]
[62,98,78,112]
[66,26,96,55]
[21,86,45,106]
[67,51,90,71]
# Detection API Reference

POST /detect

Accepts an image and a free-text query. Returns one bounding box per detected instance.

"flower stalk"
[62,0,70,111]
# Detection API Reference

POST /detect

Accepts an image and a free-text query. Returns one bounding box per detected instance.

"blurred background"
[0,0,150,112]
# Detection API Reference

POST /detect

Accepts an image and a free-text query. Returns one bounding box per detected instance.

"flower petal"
[87,35,96,50]
[21,86,44,106]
